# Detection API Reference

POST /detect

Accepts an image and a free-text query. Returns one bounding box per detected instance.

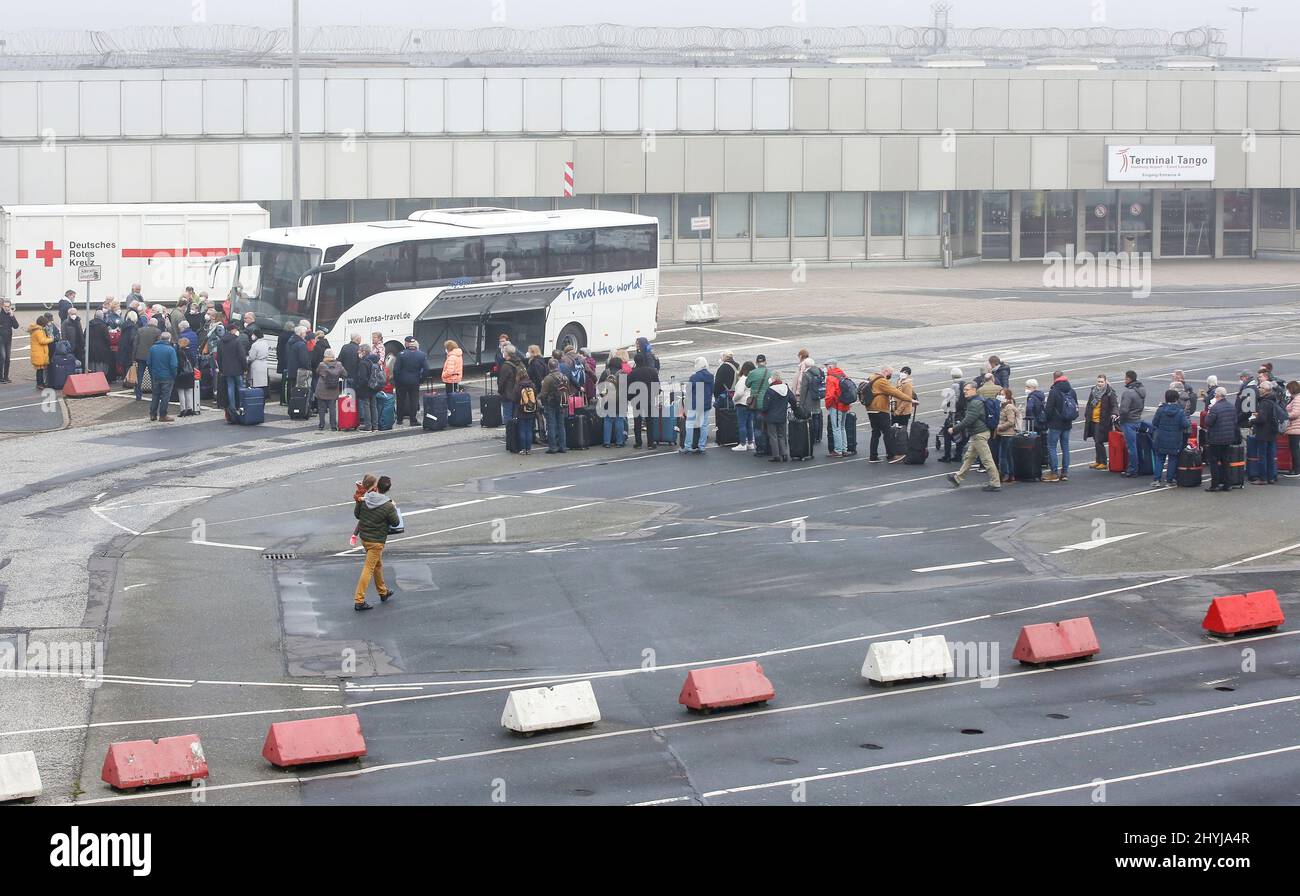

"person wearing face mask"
[1083,374,1118,470]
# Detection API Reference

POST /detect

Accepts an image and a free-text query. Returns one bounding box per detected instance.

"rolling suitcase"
[904,420,930,465]
[565,411,593,449]
[809,411,823,445]
[376,391,396,431]
[1107,430,1128,472]
[715,406,739,447]
[448,389,473,427]
[1136,426,1154,476]
[480,394,502,428]
[1246,435,1262,481]
[507,416,534,453]
[287,386,311,420]
[844,412,858,455]
[48,352,77,391]
[1278,435,1294,474]
[1012,432,1042,481]
[422,392,448,431]
[754,424,771,457]
[225,387,265,425]
[1224,443,1247,489]
[1176,445,1203,488]
[654,410,676,447]
[884,423,908,458]
[788,418,813,461]
[338,393,359,431]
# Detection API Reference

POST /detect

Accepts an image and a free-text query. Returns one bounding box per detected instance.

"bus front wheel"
[556,323,586,354]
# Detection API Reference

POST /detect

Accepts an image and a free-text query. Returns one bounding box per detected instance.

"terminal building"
[2,24,1300,265]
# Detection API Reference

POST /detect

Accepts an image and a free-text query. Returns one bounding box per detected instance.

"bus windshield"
[239,240,322,331]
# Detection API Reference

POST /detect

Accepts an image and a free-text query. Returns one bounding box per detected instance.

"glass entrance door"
[1159,190,1215,257]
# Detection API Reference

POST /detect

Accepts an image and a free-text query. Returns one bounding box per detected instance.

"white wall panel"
[66,145,108,203]
[1078,79,1113,130]
[841,136,881,190]
[324,79,364,134]
[196,144,239,201]
[0,147,19,204]
[19,146,65,203]
[685,137,724,192]
[715,79,754,130]
[368,141,411,198]
[452,141,493,196]
[1246,135,1281,188]
[1112,80,1147,132]
[405,79,444,133]
[152,144,196,201]
[678,78,715,131]
[1043,79,1079,131]
[39,82,79,140]
[645,136,684,192]
[604,138,646,193]
[866,79,902,131]
[1146,81,1180,131]
[202,79,243,135]
[803,137,841,191]
[523,79,561,132]
[763,136,803,191]
[723,136,764,191]
[120,81,163,137]
[445,79,484,133]
[641,79,677,132]
[365,79,405,133]
[410,141,453,197]
[917,135,956,190]
[972,79,1008,130]
[792,78,829,130]
[1214,81,1247,131]
[109,145,152,203]
[288,78,325,134]
[601,79,640,132]
[239,143,282,200]
[296,142,325,199]
[244,79,284,136]
[325,141,367,198]
[494,141,536,195]
[536,141,575,196]
[0,83,38,138]
[1008,80,1043,132]
[573,138,603,192]
[561,78,601,132]
[900,79,938,131]
[1030,135,1068,189]
[485,78,523,132]
[753,78,791,130]
[80,81,121,137]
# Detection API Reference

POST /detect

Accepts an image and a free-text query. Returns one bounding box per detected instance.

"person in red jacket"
[824,360,853,457]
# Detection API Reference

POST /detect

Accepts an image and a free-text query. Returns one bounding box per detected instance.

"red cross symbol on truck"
[34,240,62,267]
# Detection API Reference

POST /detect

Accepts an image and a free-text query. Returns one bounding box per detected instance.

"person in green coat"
[352,476,400,611]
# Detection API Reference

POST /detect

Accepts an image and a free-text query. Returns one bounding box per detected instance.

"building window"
[981,191,1010,259]
[907,192,941,237]
[677,193,712,240]
[1260,189,1292,230]
[793,193,828,238]
[264,200,292,228]
[435,198,467,208]
[556,195,595,210]
[309,200,348,225]
[638,195,672,240]
[870,192,903,237]
[831,192,865,238]
[353,199,391,222]
[395,199,432,219]
[755,193,789,238]
[598,195,635,213]
[1222,189,1253,257]
[716,193,750,239]
[1019,190,1076,258]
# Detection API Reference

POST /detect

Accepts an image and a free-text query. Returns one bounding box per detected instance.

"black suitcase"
[422,393,448,431]
[903,420,930,464]
[809,412,823,445]
[480,394,502,428]
[885,423,908,458]
[1224,443,1247,488]
[1013,432,1043,481]
[788,418,813,461]
[1176,446,1203,488]
[506,416,533,453]
[287,386,311,420]
[754,424,771,457]
[844,412,858,455]
[449,389,473,427]
[715,406,739,446]
[1136,427,1154,476]
[565,412,593,449]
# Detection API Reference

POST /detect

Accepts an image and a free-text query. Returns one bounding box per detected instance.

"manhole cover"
[262,552,297,561]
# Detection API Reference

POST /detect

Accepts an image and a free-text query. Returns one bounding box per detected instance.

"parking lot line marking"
[412,452,499,468]
[525,485,575,494]
[913,557,1016,573]
[1049,532,1148,554]
[1213,540,1300,570]
[969,743,1300,806]
[687,694,1300,802]
[193,539,265,551]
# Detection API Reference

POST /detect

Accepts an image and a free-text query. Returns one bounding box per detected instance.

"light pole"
[291,0,301,227]
[1228,6,1259,57]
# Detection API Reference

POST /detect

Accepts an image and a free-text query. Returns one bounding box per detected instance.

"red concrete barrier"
[101,734,208,790]
[262,713,367,767]
[62,372,111,397]
[1203,590,1285,636]
[1013,617,1100,665]
[679,661,775,711]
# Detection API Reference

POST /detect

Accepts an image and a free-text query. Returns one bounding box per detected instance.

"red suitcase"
[1107,430,1127,473]
[338,393,359,431]
[1279,435,1294,474]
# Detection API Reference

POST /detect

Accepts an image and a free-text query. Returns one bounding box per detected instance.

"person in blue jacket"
[1148,389,1190,487]
[146,332,178,423]
[683,357,716,454]
[392,337,429,427]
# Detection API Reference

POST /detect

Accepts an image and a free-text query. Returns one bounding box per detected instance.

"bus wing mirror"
[297,263,336,287]
[208,253,238,289]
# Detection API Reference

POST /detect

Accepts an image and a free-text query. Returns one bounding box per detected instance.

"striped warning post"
[563,161,575,197]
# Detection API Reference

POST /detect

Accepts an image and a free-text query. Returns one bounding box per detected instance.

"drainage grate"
[262,551,297,561]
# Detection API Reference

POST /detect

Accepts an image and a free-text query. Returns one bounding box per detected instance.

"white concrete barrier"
[861,635,954,684]
[684,303,721,324]
[0,751,43,802]
[501,681,601,734]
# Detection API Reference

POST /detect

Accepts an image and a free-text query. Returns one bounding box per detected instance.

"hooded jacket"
[951,392,990,438]
[354,491,400,544]
[247,337,270,388]
[1044,377,1078,431]
[28,322,52,368]
[1149,401,1190,454]
[217,330,248,377]
[441,347,464,385]
[825,366,852,413]
[762,381,797,421]
[1117,380,1146,424]
[864,374,912,414]
[635,337,659,370]
[686,367,715,411]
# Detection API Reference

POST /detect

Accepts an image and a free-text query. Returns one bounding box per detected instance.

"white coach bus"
[218,207,659,367]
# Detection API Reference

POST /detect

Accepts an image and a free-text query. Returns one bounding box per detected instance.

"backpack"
[980,396,1000,432]
[365,358,386,392]
[1058,389,1079,423]
[834,373,857,406]
[518,384,538,414]
[804,366,825,401]
[320,364,342,391]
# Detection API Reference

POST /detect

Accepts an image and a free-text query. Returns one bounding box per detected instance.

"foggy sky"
[12,0,1297,59]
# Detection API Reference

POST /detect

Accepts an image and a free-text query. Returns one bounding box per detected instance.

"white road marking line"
[969,743,1300,806]
[679,694,1300,802]
[335,502,602,554]
[192,539,265,552]
[1067,488,1169,510]
[524,485,575,494]
[89,503,141,536]
[913,557,1016,573]
[0,400,55,413]
[0,703,347,738]
[1049,532,1148,554]
[64,632,1300,803]
[139,501,355,535]
[122,583,149,592]
[662,527,758,542]
[877,531,924,539]
[75,778,300,804]
[102,496,213,510]
[1212,540,1300,570]
[412,452,500,468]
[404,498,486,517]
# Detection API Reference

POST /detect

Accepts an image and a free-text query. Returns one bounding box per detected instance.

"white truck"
[0,203,269,308]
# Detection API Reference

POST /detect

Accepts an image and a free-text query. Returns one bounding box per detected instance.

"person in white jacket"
[247,329,271,399]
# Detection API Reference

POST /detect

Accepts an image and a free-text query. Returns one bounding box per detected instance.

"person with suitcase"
[1115,371,1147,479]
[938,368,967,462]
[682,358,714,454]
[945,382,1001,492]
[146,332,178,423]
[392,337,428,427]
[441,340,464,399]
[994,389,1020,483]
[540,360,571,454]
[862,368,916,463]
[824,360,853,457]
[1042,372,1080,482]
[1149,389,1191,488]
[216,326,249,416]
[1249,381,1287,485]
[1202,387,1240,492]
[27,317,54,390]
[762,373,799,462]
[314,350,346,432]
[355,348,384,432]
[1083,374,1118,470]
